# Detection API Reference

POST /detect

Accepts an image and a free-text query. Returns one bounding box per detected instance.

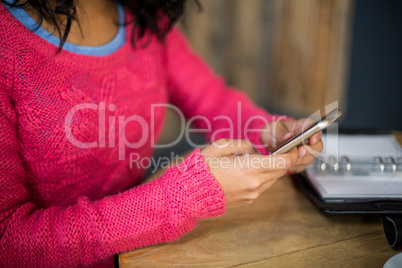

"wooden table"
[120,134,402,267]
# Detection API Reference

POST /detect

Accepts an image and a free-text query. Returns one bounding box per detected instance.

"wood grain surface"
[120,176,401,267]
[120,134,402,267]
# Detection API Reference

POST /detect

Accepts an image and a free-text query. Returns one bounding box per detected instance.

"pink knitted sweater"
[0,4,280,268]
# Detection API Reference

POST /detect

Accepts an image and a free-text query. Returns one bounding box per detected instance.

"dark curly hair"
[2,0,199,52]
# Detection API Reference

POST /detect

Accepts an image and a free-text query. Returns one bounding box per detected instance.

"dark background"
[341,0,402,131]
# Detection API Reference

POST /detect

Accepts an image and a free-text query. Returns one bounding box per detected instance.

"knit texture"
[0,4,284,268]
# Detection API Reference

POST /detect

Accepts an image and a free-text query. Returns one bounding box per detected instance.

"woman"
[0,0,323,267]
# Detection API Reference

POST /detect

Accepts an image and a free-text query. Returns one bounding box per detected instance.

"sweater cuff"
[166,148,226,221]
[247,115,292,155]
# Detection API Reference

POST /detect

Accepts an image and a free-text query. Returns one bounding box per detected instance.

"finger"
[308,131,322,145]
[295,154,315,166]
[297,142,320,158]
[270,147,299,170]
[303,141,324,157]
[282,119,298,133]
[263,121,295,150]
[210,139,258,156]
[239,147,299,172]
[281,118,316,143]
[273,121,294,142]
[293,118,316,135]
[295,141,323,166]
[297,146,307,158]
[289,164,309,174]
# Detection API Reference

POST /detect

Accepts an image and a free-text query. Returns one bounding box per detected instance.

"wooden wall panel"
[180,0,277,104]
[180,0,354,115]
[159,0,354,143]
[267,0,354,116]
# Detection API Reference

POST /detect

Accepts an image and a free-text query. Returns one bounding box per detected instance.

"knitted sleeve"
[165,28,290,155]
[0,84,225,266]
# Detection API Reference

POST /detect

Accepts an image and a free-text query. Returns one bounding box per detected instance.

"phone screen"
[269,121,318,155]
[269,108,342,155]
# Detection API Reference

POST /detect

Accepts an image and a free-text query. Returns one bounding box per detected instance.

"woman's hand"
[260,118,324,173]
[201,139,299,209]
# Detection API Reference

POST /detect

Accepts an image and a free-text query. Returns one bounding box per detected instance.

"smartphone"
[270,108,342,155]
